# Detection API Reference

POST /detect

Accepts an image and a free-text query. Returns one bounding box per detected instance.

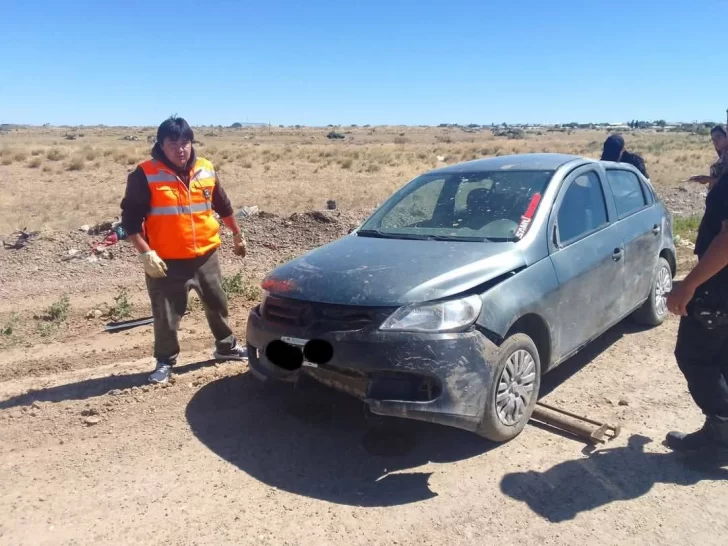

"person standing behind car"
[600,133,649,178]
[120,116,248,385]
[665,165,728,454]
[685,125,728,191]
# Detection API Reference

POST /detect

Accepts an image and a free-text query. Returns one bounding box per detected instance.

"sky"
[1,0,727,127]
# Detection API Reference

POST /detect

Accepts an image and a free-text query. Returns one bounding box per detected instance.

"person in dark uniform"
[600,133,649,178]
[666,168,728,452]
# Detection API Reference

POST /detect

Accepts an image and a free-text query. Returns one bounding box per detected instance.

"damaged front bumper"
[245,302,496,432]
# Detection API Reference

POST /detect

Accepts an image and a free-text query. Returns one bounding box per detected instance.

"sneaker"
[148,362,172,384]
[213,342,248,362]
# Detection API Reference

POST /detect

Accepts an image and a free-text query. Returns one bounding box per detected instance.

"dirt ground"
[1,126,726,545]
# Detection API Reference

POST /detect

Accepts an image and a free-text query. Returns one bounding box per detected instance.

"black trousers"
[675,314,728,421]
[145,249,236,364]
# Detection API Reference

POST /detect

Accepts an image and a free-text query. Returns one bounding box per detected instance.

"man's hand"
[139,250,168,278]
[667,281,696,317]
[685,175,714,185]
[233,233,247,258]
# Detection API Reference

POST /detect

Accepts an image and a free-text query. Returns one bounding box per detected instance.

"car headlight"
[380,295,482,333]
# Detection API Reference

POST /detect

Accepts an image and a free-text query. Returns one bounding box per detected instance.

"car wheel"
[633,257,672,327]
[476,333,541,442]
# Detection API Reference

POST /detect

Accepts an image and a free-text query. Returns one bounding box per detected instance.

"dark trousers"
[675,314,728,421]
[145,249,236,364]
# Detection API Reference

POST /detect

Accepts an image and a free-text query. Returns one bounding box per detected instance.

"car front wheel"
[476,333,541,442]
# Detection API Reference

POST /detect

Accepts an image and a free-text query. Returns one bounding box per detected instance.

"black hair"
[156,116,194,144]
[711,124,727,138]
[601,133,625,161]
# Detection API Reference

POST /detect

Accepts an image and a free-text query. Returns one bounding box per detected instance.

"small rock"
[326,200,337,210]
[235,206,259,219]
[81,408,99,417]
[618,398,630,406]
[86,309,104,319]
[9,411,22,419]
[84,416,101,426]
[31,401,42,410]
[79,225,91,233]
[108,389,123,396]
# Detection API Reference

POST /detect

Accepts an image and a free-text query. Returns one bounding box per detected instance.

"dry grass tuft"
[28,157,42,169]
[67,157,85,171]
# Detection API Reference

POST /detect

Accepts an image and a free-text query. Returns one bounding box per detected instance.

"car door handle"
[612,248,624,261]
[652,224,661,235]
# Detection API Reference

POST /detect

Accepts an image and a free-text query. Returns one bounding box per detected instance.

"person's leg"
[195,251,247,360]
[668,315,728,450]
[146,271,189,383]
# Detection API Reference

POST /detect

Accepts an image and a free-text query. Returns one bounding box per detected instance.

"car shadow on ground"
[183,318,672,507]
[500,434,728,523]
[185,371,494,507]
[0,360,217,409]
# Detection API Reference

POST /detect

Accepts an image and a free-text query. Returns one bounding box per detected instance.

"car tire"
[476,333,541,442]
[633,257,672,327]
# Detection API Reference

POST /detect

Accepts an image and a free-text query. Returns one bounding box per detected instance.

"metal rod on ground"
[530,402,621,445]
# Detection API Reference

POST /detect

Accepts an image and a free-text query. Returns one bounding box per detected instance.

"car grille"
[262,296,393,332]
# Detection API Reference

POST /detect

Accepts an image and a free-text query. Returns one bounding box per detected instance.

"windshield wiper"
[356,229,428,240]
[424,235,489,242]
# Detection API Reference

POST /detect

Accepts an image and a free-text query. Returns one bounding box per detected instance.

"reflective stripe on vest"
[139,157,221,260]
[148,202,212,216]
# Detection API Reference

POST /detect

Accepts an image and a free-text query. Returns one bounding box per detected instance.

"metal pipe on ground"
[530,401,621,445]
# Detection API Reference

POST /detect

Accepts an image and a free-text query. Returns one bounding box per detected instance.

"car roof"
[428,153,590,174]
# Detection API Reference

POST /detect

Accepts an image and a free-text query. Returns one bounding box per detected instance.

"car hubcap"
[655,265,672,317]
[496,349,537,426]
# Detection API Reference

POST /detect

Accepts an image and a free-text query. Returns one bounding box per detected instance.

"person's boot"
[666,418,728,452]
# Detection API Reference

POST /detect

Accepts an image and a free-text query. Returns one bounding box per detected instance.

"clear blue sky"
[1,0,726,126]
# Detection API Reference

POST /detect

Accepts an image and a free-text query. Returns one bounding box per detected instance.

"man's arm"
[211,174,246,256]
[121,167,152,254]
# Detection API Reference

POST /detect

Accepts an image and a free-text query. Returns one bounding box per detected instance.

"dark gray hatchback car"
[246,153,676,442]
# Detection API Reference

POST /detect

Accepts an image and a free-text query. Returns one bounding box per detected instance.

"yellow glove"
[139,250,168,278]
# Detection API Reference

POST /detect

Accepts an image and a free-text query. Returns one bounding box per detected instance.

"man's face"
[161,137,192,169]
[712,132,728,154]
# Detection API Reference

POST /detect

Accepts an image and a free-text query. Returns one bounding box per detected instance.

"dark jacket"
[619,151,649,179]
[120,145,234,236]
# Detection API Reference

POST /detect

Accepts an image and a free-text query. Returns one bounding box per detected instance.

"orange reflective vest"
[140,157,221,260]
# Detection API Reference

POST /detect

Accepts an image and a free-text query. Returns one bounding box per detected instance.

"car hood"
[262,234,527,306]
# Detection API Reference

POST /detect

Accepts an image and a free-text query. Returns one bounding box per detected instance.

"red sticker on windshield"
[514,193,542,240]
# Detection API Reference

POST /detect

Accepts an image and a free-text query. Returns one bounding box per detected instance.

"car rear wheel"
[476,333,541,442]
[633,257,672,327]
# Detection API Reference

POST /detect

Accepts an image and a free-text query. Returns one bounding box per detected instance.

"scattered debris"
[2,229,39,250]
[235,206,260,219]
[104,316,154,333]
[83,416,101,426]
[86,309,104,319]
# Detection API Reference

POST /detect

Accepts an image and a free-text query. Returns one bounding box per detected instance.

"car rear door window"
[557,171,608,244]
[606,170,647,218]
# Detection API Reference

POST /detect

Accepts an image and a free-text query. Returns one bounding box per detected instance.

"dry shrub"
[28,157,42,169]
[242,161,253,169]
[67,157,85,171]
[85,148,98,161]
[14,152,28,162]
[340,158,353,170]
[46,148,67,161]
[394,136,409,145]
[1,157,12,166]
[42,165,52,173]
[31,149,44,156]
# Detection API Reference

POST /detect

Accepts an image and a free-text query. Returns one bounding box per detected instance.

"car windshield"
[359,170,555,242]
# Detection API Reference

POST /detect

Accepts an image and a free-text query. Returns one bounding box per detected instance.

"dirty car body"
[246,154,676,441]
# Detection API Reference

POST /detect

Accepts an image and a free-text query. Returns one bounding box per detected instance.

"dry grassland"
[0,125,718,234]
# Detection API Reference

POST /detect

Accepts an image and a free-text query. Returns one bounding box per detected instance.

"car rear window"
[606,170,648,218]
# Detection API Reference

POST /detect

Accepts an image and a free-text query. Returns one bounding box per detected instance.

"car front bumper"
[245,304,497,432]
